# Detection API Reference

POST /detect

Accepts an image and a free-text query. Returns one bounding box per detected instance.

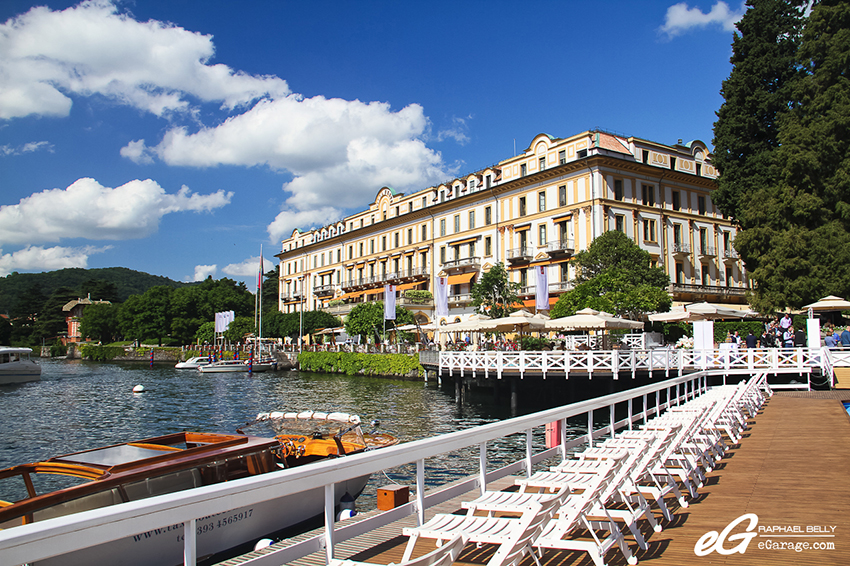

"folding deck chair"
[330,533,466,566]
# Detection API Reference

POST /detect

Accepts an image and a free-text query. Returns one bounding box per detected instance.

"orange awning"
[523,297,558,307]
[397,281,425,291]
[340,290,366,299]
[447,272,476,285]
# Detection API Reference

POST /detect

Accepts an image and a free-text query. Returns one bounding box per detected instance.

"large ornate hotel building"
[275,130,748,325]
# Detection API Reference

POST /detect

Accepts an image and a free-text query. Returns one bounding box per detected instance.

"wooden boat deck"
[221,393,850,566]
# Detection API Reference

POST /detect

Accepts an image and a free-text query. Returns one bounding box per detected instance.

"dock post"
[510,377,518,416]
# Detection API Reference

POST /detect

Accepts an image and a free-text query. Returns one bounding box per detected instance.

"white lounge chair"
[331,533,466,566]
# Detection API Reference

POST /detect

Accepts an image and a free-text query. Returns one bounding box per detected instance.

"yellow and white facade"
[275,130,748,325]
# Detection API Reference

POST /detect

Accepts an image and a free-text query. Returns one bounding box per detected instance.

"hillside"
[0,267,190,314]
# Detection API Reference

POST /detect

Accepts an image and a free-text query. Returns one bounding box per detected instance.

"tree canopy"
[713,0,850,310]
[470,263,521,318]
[551,231,670,319]
[344,302,414,343]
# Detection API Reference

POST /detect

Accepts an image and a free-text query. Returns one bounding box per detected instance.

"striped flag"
[384,284,396,320]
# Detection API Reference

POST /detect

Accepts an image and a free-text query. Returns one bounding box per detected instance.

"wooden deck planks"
[222,395,850,566]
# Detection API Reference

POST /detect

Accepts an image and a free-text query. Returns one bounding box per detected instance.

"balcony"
[448,293,473,305]
[668,283,747,298]
[506,246,533,264]
[518,285,535,297]
[549,280,575,294]
[697,245,716,258]
[342,266,429,290]
[546,239,575,256]
[398,296,434,308]
[321,303,355,316]
[722,248,739,262]
[313,284,335,297]
[441,256,481,272]
[671,242,690,256]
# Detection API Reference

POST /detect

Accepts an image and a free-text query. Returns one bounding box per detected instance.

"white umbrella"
[802,295,850,311]
[546,307,643,331]
[479,310,549,333]
[685,302,747,320]
[438,314,491,333]
[648,306,693,322]
[394,322,438,332]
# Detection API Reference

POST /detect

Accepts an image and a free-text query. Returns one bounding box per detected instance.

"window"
[393,258,399,273]
[673,224,682,245]
[559,150,566,165]
[670,157,677,170]
[727,270,734,287]
[370,239,375,254]
[348,245,353,260]
[519,196,527,216]
[372,215,375,224]
[360,219,364,228]
[408,202,413,213]
[539,157,545,171]
[440,246,446,264]
[560,261,569,281]
[381,236,386,251]
[698,196,706,215]
[420,251,427,269]
[520,163,527,176]
[422,196,427,208]
[615,215,625,233]
[394,232,399,248]
[538,191,546,212]
[422,224,427,240]
[558,185,567,207]
[723,231,730,253]
[485,236,492,256]
[408,228,413,245]
[539,224,547,245]
[313,256,317,269]
[469,210,475,230]
[453,214,460,233]
[643,219,657,243]
[614,179,623,201]
[452,245,460,260]
[359,242,364,256]
[348,222,353,231]
[336,249,341,263]
[676,262,684,284]
[485,174,492,189]
[520,268,528,287]
[699,227,708,253]
[485,206,492,225]
[701,264,710,285]
[469,242,475,257]
[382,211,387,221]
[395,206,399,217]
[577,149,587,158]
[440,218,446,237]
[643,150,650,164]
[672,191,680,211]
[641,184,655,206]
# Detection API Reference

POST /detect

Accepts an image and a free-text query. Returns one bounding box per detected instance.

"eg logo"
[694,513,759,556]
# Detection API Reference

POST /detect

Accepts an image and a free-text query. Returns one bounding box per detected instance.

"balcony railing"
[398,296,434,307]
[441,257,481,270]
[546,239,575,255]
[549,280,575,293]
[672,242,690,254]
[313,284,335,296]
[668,283,747,297]
[697,245,716,257]
[723,248,739,260]
[506,247,533,262]
[342,266,429,288]
[448,293,473,303]
[518,285,535,296]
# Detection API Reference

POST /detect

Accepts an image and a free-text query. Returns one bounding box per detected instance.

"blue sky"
[0,0,746,289]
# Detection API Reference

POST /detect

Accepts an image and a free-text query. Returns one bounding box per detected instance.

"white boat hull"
[198,362,273,373]
[36,473,370,566]
[0,360,41,385]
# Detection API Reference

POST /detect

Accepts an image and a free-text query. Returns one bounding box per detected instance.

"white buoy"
[133,384,146,393]
[254,539,274,551]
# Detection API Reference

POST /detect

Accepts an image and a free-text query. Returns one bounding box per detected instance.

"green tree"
[223,316,255,343]
[195,321,215,344]
[552,231,670,319]
[712,0,807,224]
[118,286,174,345]
[470,262,521,318]
[714,0,850,310]
[79,303,120,343]
[31,287,78,343]
[344,302,413,343]
[79,280,120,303]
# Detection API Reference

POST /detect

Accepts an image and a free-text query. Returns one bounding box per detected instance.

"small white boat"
[197,359,274,373]
[174,355,212,369]
[0,346,41,385]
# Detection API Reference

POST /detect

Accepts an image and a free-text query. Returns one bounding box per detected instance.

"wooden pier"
[223,391,850,566]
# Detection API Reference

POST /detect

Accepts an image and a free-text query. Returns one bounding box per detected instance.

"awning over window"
[447,272,476,285]
[397,281,426,291]
[522,297,558,308]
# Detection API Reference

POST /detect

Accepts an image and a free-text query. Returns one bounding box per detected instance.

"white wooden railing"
[439,347,841,385]
[0,372,724,566]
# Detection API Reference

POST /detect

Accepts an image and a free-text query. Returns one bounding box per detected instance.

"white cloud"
[0,177,233,245]
[193,264,217,281]
[119,139,154,164]
[267,207,346,245]
[0,140,53,155]
[0,0,290,119]
[222,256,275,278]
[659,2,745,37]
[436,116,471,145]
[0,244,110,276]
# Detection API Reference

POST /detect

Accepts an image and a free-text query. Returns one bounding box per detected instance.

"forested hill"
[0,267,189,314]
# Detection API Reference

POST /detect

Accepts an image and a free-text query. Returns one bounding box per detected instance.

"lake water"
[0,359,575,512]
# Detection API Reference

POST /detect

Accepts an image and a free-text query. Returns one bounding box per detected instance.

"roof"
[62,297,111,311]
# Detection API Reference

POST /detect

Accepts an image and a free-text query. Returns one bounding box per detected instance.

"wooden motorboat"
[0,413,397,566]
[0,346,41,385]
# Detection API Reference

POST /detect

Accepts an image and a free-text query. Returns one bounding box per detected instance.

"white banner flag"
[384,284,396,320]
[215,311,236,332]
[535,265,549,311]
[435,276,449,317]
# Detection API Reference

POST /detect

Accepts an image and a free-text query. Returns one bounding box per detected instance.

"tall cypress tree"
[712,0,807,225]
[737,0,850,309]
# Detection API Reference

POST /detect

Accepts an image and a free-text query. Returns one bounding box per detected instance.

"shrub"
[404,290,433,302]
[79,344,125,361]
[297,351,424,377]
[520,336,552,351]
[49,342,67,357]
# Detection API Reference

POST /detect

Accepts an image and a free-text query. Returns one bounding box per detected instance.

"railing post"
[587,409,594,448]
[479,441,487,495]
[628,398,633,430]
[525,429,533,477]
[609,403,615,439]
[416,459,425,526]
[324,483,335,562]
[183,519,196,566]
[643,393,648,423]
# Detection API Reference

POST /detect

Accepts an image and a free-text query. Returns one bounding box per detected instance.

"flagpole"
[258,244,263,355]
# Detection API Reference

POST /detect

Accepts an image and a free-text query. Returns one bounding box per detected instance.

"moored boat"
[197,359,275,373]
[0,346,41,385]
[0,412,398,566]
[174,355,212,369]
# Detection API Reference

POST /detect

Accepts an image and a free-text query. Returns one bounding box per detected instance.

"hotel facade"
[275,130,748,326]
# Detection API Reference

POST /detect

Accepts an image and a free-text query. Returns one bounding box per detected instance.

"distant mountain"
[0,267,191,314]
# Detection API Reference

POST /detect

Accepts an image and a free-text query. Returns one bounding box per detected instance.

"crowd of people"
[724,313,850,349]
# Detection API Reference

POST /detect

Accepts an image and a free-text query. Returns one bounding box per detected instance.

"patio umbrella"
[395,322,438,332]
[685,302,747,320]
[648,306,693,323]
[439,314,491,333]
[479,310,549,333]
[802,295,850,311]
[546,307,643,331]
